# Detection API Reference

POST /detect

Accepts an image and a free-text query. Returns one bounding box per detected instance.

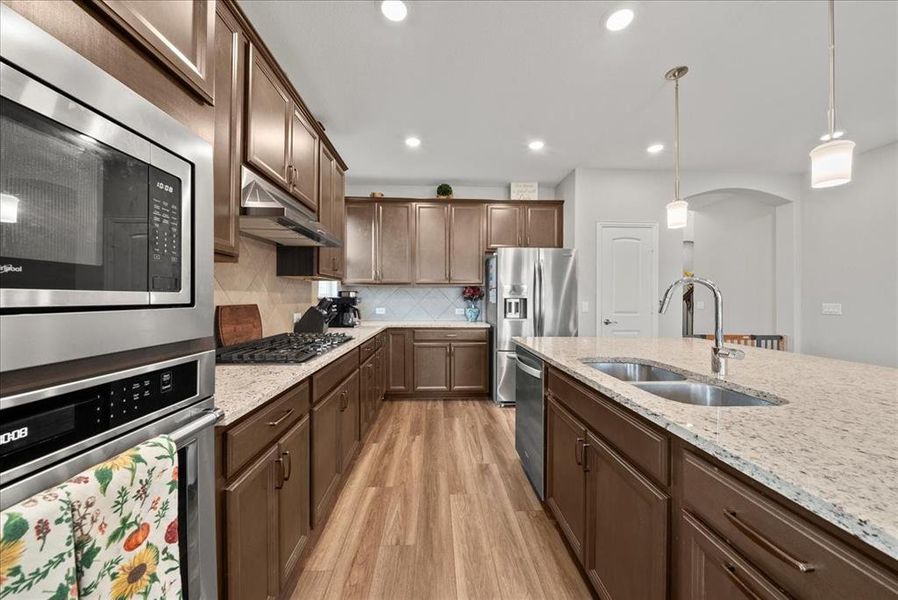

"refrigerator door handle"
[537,259,544,336]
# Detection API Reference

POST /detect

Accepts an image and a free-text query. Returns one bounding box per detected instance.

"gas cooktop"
[215,332,352,364]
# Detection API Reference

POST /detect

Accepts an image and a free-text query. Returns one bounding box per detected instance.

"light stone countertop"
[513,336,898,560]
[214,320,489,426]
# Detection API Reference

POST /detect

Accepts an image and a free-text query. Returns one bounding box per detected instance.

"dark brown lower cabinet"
[359,356,375,437]
[450,341,488,392]
[387,329,413,393]
[276,415,310,587]
[413,342,451,392]
[338,370,360,472]
[312,383,341,526]
[584,431,668,600]
[545,396,587,561]
[224,446,279,600]
[679,511,790,600]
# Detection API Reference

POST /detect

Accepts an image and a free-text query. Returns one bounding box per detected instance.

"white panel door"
[598,224,657,337]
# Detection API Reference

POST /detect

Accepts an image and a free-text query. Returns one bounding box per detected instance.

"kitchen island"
[515,335,898,599]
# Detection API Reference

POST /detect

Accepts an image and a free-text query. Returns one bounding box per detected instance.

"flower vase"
[465,300,481,322]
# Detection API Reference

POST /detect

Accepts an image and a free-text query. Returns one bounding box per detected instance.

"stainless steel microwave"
[0,6,213,373]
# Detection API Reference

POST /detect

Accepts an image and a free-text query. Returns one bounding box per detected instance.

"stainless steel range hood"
[239,167,341,247]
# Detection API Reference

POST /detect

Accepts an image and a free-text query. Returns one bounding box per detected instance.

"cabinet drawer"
[546,368,668,486]
[224,380,309,479]
[413,329,487,342]
[359,337,377,362]
[313,348,359,402]
[682,450,898,599]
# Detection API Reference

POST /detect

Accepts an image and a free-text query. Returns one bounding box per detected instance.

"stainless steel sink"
[584,361,687,382]
[632,381,779,407]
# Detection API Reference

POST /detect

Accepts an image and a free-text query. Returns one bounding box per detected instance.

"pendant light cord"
[828,0,836,136]
[674,77,681,201]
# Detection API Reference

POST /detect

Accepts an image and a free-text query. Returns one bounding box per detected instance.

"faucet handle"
[718,347,745,360]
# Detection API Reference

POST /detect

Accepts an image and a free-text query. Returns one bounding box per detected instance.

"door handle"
[515,355,543,379]
[282,450,292,481]
[275,456,285,489]
[602,319,618,325]
[574,437,585,465]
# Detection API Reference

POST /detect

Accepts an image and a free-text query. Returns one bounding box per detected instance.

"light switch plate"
[375,307,386,315]
[455,308,465,315]
[822,303,843,316]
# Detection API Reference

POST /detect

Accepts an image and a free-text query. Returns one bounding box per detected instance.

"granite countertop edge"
[514,338,898,562]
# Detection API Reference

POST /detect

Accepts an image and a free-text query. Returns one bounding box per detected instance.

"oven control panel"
[0,361,197,473]
[148,166,182,293]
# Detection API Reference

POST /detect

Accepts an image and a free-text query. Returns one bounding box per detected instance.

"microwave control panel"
[149,166,182,292]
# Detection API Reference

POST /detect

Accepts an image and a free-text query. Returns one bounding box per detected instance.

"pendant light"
[665,66,689,229]
[810,0,855,188]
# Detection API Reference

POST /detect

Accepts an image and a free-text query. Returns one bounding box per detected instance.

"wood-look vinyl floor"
[290,399,591,600]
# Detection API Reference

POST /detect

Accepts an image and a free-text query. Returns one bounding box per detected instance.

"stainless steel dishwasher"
[514,346,545,500]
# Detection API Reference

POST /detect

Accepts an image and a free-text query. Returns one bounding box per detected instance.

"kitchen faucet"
[659,276,744,377]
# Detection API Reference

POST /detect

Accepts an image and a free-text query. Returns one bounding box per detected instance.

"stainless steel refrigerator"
[486,248,578,406]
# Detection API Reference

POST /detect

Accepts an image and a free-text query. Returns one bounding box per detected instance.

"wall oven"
[0,5,212,373]
[0,351,220,599]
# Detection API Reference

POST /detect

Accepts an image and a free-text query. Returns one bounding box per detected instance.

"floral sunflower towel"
[62,435,182,600]
[0,487,78,600]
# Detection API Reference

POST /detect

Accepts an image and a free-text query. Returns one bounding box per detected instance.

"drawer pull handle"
[725,509,815,573]
[723,562,764,600]
[575,437,585,466]
[282,450,292,481]
[267,408,294,427]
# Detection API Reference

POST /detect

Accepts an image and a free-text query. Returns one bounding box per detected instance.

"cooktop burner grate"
[216,332,352,364]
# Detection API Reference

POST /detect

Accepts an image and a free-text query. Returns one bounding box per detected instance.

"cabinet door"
[450,204,485,283]
[415,203,449,284]
[450,342,488,392]
[339,370,361,472]
[317,146,336,278]
[387,329,413,393]
[312,386,341,526]
[374,347,385,411]
[546,397,587,562]
[225,445,279,600]
[486,203,522,249]
[290,107,319,210]
[246,45,291,188]
[359,357,375,437]
[323,166,346,279]
[277,415,310,587]
[377,203,414,283]
[212,4,245,258]
[524,203,563,248]
[413,343,451,392]
[678,511,788,600]
[344,202,377,283]
[584,431,668,600]
[96,0,215,102]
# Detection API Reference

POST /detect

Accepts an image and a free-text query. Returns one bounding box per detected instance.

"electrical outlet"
[455,308,465,315]
[375,307,386,315]
[822,303,843,316]
[293,312,302,323]
[581,301,589,313]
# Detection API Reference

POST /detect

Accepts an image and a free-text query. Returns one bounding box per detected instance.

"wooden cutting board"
[216,304,263,347]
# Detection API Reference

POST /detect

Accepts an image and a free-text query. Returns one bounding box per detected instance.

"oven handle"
[170,408,223,447]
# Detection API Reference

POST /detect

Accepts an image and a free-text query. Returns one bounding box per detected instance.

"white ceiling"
[239,1,898,186]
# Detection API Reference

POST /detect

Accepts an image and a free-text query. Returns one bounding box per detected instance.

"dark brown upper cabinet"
[584,431,668,600]
[415,203,450,284]
[486,203,523,249]
[246,45,291,189]
[449,203,485,284]
[378,203,414,283]
[524,203,563,248]
[318,147,344,280]
[289,107,319,208]
[95,0,216,103]
[344,202,377,283]
[212,2,245,259]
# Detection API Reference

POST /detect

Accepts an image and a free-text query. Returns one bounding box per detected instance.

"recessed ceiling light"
[819,130,845,142]
[605,8,635,32]
[646,143,664,154]
[528,140,545,151]
[381,1,407,22]
[405,136,421,148]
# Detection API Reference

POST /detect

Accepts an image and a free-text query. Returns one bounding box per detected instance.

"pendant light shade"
[666,200,689,229]
[810,0,854,188]
[665,65,689,229]
[810,139,855,188]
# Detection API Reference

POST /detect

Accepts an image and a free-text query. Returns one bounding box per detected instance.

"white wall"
[799,142,898,367]
[691,198,777,334]
[556,170,576,247]
[345,181,557,200]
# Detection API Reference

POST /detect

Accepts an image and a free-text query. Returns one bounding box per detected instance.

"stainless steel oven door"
[0,399,221,600]
[0,61,192,309]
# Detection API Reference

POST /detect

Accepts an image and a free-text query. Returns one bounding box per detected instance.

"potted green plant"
[436,183,453,199]
[462,286,484,322]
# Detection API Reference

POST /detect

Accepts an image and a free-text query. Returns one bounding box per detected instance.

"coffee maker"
[328,293,361,328]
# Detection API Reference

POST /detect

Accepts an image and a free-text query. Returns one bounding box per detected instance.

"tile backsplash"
[214,236,315,336]
[344,286,474,321]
